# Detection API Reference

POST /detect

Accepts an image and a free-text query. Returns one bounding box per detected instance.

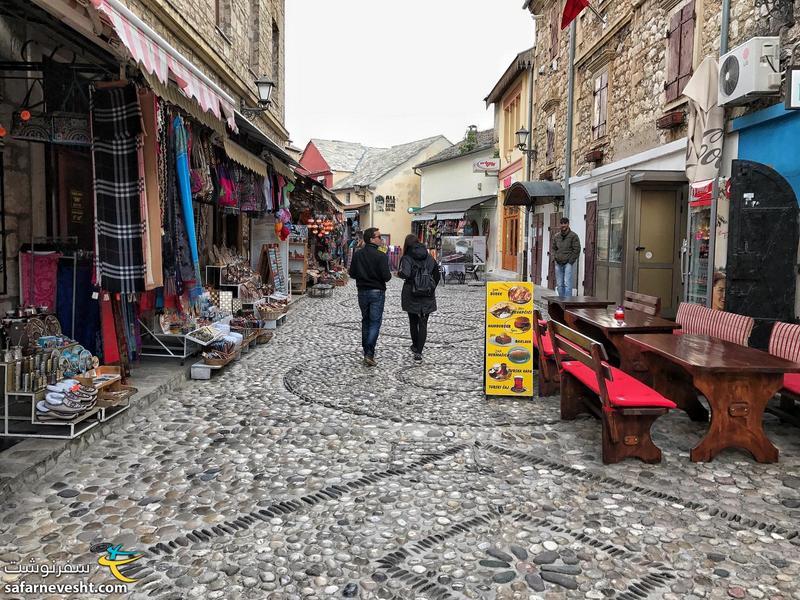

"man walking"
[551,217,581,297]
[348,227,392,366]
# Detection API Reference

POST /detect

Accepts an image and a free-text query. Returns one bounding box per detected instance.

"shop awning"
[417,195,497,220]
[223,138,268,176]
[233,112,299,168]
[503,181,564,206]
[89,0,237,131]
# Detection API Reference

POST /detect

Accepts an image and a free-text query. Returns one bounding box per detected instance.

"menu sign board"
[484,282,535,397]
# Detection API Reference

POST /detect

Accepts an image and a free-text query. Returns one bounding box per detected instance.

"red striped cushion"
[676,303,708,335]
[770,322,800,363]
[705,310,753,346]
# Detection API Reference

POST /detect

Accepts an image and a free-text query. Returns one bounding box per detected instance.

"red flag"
[561,0,590,29]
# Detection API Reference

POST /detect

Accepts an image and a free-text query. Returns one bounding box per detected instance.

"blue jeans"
[555,262,574,297]
[358,289,386,358]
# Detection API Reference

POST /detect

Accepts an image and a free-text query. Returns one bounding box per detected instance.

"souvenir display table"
[0,313,136,439]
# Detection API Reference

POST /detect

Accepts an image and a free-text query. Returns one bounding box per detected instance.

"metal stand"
[137,318,198,366]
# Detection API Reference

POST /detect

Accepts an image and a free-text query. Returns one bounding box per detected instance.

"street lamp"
[241,76,275,119]
[515,126,529,151]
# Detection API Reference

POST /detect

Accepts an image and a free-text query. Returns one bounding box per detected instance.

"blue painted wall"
[732,104,800,203]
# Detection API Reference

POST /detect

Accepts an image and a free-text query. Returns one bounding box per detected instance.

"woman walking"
[398,234,441,362]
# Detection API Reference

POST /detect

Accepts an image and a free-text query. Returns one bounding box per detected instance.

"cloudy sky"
[285,1,535,150]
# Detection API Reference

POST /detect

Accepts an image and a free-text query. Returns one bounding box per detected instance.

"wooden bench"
[623,291,661,316]
[533,309,567,396]
[548,320,677,464]
[675,302,754,347]
[768,321,800,426]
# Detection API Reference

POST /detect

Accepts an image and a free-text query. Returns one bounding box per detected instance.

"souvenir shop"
[289,175,348,293]
[0,1,295,439]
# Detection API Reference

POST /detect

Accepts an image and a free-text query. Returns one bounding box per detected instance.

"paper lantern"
[20,110,30,122]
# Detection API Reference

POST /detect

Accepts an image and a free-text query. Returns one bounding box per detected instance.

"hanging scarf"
[173,115,203,302]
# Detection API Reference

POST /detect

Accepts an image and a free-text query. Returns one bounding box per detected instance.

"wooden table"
[543,295,614,325]
[566,307,681,384]
[626,333,800,463]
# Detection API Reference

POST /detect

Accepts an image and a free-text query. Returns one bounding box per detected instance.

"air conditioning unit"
[719,37,781,106]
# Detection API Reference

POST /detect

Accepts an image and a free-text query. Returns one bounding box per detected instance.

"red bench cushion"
[783,373,800,395]
[561,361,677,409]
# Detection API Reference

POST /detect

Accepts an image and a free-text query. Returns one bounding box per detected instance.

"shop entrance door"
[633,189,683,317]
[547,212,561,290]
[56,147,93,248]
[583,200,597,295]
[531,212,544,285]
[502,207,519,272]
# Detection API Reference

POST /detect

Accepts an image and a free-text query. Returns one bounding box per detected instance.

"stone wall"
[129,0,287,143]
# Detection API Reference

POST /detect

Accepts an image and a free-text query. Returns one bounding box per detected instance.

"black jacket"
[398,243,440,315]
[348,243,392,291]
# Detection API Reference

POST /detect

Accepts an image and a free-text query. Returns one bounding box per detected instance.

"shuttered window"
[665,0,696,102]
[592,70,608,140]
[550,4,559,60]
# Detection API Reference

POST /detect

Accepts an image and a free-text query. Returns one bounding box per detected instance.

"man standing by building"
[348,227,392,366]
[551,217,581,297]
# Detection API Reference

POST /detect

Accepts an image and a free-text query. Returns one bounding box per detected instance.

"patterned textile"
[56,261,100,355]
[20,252,61,310]
[675,302,754,346]
[91,84,146,294]
[769,322,800,363]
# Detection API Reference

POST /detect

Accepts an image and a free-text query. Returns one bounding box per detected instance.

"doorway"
[633,188,683,317]
[583,200,597,295]
[547,211,562,290]
[531,212,544,285]
[502,206,519,272]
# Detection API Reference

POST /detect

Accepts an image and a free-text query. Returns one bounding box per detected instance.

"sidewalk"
[0,359,187,503]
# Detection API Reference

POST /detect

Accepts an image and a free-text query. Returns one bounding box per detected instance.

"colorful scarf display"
[173,115,203,302]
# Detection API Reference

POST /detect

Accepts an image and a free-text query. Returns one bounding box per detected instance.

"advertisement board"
[484,282,535,397]
[440,236,486,264]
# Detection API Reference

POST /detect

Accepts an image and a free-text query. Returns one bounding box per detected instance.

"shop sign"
[473,158,500,173]
[484,282,535,398]
[689,179,714,207]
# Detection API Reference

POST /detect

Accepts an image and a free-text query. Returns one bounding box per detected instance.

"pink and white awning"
[90,0,237,132]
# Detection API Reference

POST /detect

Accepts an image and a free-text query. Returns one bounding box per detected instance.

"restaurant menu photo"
[484,281,535,397]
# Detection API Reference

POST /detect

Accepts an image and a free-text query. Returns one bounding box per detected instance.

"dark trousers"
[408,313,430,353]
[358,289,385,358]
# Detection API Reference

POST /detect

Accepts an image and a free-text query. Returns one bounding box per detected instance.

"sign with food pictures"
[484,282,535,397]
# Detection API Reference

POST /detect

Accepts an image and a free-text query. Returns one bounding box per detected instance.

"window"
[271,19,281,94]
[503,89,522,157]
[346,192,351,204]
[665,0,696,102]
[609,206,624,263]
[215,0,231,36]
[550,4,560,60]
[249,0,260,71]
[592,70,608,140]
[597,209,609,261]
[545,112,556,165]
[384,195,396,212]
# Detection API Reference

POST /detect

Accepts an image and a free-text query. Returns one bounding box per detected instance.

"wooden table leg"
[644,354,709,422]
[690,372,781,463]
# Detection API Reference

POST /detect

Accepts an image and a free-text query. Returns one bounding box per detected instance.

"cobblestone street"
[2,280,800,600]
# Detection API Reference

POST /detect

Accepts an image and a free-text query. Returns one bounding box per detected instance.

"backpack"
[411,259,436,297]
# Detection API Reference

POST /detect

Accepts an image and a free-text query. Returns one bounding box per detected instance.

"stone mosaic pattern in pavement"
[1,279,800,600]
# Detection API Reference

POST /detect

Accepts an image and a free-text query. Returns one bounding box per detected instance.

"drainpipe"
[721,0,730,55]
[563,20,577,217]
[522,52,535,281]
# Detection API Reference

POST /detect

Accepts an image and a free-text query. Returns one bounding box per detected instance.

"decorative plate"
[44,315,62,336]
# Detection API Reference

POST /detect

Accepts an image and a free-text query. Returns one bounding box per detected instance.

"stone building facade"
[123,0,288,143]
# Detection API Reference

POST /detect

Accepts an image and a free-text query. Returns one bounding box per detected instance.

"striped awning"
[90,0,237,131]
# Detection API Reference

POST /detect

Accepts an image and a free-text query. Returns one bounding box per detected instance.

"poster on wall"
[484,282,535,398]
[440,236,486,264]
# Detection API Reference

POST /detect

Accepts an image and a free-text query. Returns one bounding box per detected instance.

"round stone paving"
[1,279,800,600]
